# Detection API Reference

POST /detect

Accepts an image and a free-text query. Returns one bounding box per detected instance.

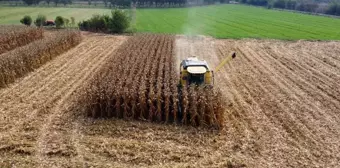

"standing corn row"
[163,36,172,123]
[169,35,179,123]
[197,86,206,126]
[181,85,189,125]
[0,26,43,54]
[0,30,81,88]
[156,35,167,121]
[138,36,157,119]
[188,85,198,126]
[80,34,226,129]
[214,89,226,128]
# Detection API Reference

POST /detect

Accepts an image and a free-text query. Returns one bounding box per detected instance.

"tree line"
[5,0,340,16]
[18,0,72,6]
[17,0,221,7]
[239,0,340,16]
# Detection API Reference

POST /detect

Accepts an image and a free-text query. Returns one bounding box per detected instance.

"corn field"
[0,30,82,88]
[0,26,43,55]
[79,34,226,128]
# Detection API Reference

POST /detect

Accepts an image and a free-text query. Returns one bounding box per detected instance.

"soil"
[1,33,340,167]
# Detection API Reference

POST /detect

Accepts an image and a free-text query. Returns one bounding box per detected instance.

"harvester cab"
[179,52,236,87]
[179,57,212,86]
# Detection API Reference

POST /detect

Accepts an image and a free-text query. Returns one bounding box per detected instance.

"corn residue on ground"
[1,32,340,167]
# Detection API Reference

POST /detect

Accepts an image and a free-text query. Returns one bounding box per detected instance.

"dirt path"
[0,33,127,167]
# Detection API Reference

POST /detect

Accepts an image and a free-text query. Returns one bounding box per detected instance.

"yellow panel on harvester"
[180,70,189,86]
[205,71,213,85]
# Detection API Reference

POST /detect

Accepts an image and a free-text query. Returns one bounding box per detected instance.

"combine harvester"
[178,52,236,87]
[177,52,236,121]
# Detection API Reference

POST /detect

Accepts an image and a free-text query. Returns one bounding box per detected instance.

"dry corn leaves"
[0,26,43,55]
[77,34,226,128]
[0,30,82,88]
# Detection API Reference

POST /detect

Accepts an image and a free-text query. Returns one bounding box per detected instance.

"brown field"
[0,30,81,88]
[0,26,43,55]
[1,32,340,167]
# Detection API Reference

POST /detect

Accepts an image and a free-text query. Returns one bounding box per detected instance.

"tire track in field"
[263,46,340,119]
[217,43,291,167]
[0,37,104,133]
[239,46,324,148]
[215,39,340,167]
[298,44,340,77]
[255,43,340,126]
[37,36,127,167]
[0,39,102,115]
[268,45,340,103]
[0,37,100,102]
[234,47,310,157]
[216,41,287,140]
[301,41,340,68]
[253,44,340,137]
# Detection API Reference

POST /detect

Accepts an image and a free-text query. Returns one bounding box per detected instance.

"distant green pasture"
[1,5,340,40]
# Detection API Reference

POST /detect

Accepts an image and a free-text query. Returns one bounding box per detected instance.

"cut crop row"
[78,34,226,128]
[0,26,43,55]
[0,30,82,88]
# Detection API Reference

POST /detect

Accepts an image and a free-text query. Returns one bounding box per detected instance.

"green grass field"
[1,5,340,40]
